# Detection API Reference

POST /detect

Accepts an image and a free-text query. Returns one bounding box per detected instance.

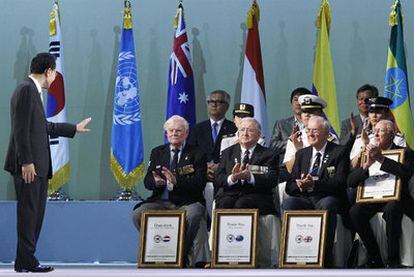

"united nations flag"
[110,0,144,195]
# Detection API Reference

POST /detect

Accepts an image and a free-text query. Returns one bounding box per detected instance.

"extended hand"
[22,163,36,184]
[77,117,92,132]
[361,126,369,145]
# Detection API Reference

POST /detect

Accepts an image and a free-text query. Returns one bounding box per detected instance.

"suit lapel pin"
[185,156,189,160]
[323,154,329,164]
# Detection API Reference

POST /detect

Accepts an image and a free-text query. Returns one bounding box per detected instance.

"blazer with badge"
[188,118,237,163]
[347,144,414,220]
[214,144,279,214]
[4,77,76,179]
[142,144,207,207]
[286,142,350,202]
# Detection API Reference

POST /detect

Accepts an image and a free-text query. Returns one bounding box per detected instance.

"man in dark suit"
[132,115,207,267]
[214,117,279,215]
[283,116,349,267]
[269,87,310,161]
[188,90,237,181]
[3,53,91,273]
[347,120,414,268]
[340,84,378,146]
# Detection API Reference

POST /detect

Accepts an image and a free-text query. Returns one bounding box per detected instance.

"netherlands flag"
[240,0,268,144]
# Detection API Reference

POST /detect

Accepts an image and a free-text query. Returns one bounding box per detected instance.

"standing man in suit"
[132,115,207,267]
[3,53,92,273]
[347,120,414,268]
[283,116,349,267]
[339,84,378,146]
[269,87,310,161]
[214,117,279,215]
[188,90,237,181]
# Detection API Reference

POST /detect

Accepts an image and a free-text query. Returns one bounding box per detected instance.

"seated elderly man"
[132,115,207,267]
[347,120,414,268]
[214,117,279,215]
[283,116,349,267]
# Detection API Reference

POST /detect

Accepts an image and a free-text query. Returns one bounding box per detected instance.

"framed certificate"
[138,210,185,268]
[211,209,258,268]
[356,149,405,203]
[279,210,327,268]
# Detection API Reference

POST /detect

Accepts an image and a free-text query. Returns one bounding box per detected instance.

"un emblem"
[384,67,408,109]
[113,51,142,126]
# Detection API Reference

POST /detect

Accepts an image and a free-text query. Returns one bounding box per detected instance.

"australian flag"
[166,2,196,129]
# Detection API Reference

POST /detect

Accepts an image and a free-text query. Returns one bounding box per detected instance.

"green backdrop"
[1,0,413,200]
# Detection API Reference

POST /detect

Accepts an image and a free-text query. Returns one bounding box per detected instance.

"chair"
[278,181,353,268]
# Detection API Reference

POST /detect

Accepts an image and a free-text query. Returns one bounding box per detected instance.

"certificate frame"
[138,210,186,268]
[356,149,405,203]
[279,210,327,268]
[211,209,258,268]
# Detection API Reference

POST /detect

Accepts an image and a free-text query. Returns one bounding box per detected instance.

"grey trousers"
[132,200,206,266]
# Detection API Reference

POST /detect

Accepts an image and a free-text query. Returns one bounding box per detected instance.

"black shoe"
[15,265,54,273]
[386,262,406,268]
[358,259,384,268]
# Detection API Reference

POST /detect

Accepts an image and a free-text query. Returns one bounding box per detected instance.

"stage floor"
[0,265,413,277]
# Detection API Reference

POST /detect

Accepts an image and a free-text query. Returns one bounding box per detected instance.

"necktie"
[310,152,322,176]
[171,149,179,172]
[241,150,250,170]
[212,122,218,144]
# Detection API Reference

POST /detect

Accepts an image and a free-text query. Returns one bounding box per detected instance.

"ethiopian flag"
[384,0,414,148]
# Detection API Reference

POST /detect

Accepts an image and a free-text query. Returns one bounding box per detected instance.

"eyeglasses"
[207,100,226,106]
[304,128,321,134]
[373,128,390,134]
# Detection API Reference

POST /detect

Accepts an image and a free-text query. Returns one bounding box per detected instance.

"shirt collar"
[240,144,257,156]
[169,142,185,152]
[28,75,42,94]
[312,142,327,158]
[210,117,225,128]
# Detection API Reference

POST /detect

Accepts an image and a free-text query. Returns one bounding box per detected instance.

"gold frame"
[279,210,327,268]
[356,149,405,203]
[211,209,258,268]
[138,210,186,268]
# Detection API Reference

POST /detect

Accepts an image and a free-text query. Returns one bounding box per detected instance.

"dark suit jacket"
[142,144,207,207]
[188,118,237,163]
[269,116,295,158]
[286,142,350,202]
[347,144,414,220]
[214,143,279,214]
[340,114,363,146]
[4,78,76,179]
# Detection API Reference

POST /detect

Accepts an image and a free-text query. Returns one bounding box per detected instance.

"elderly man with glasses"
[347,120,414,268]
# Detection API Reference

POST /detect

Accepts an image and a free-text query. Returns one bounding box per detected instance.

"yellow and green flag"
[384,0,414,148]
[312,0,339,135]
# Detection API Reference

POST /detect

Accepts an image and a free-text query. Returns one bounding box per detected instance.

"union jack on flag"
[166,2,196,130]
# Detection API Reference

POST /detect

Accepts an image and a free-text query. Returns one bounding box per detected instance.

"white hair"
[308,115,330,133]
[239,117,262,134]
[163,115,189,131]
[377,119,395,135]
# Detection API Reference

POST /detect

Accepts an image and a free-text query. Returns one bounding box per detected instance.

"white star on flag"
[178,92,189,104]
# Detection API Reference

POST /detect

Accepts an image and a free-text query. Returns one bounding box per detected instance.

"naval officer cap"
[298,94,327,111]
[233,103,254,118]
[365,96,393,112]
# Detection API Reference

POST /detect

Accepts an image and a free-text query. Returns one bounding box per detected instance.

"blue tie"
[212,122,218,144]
